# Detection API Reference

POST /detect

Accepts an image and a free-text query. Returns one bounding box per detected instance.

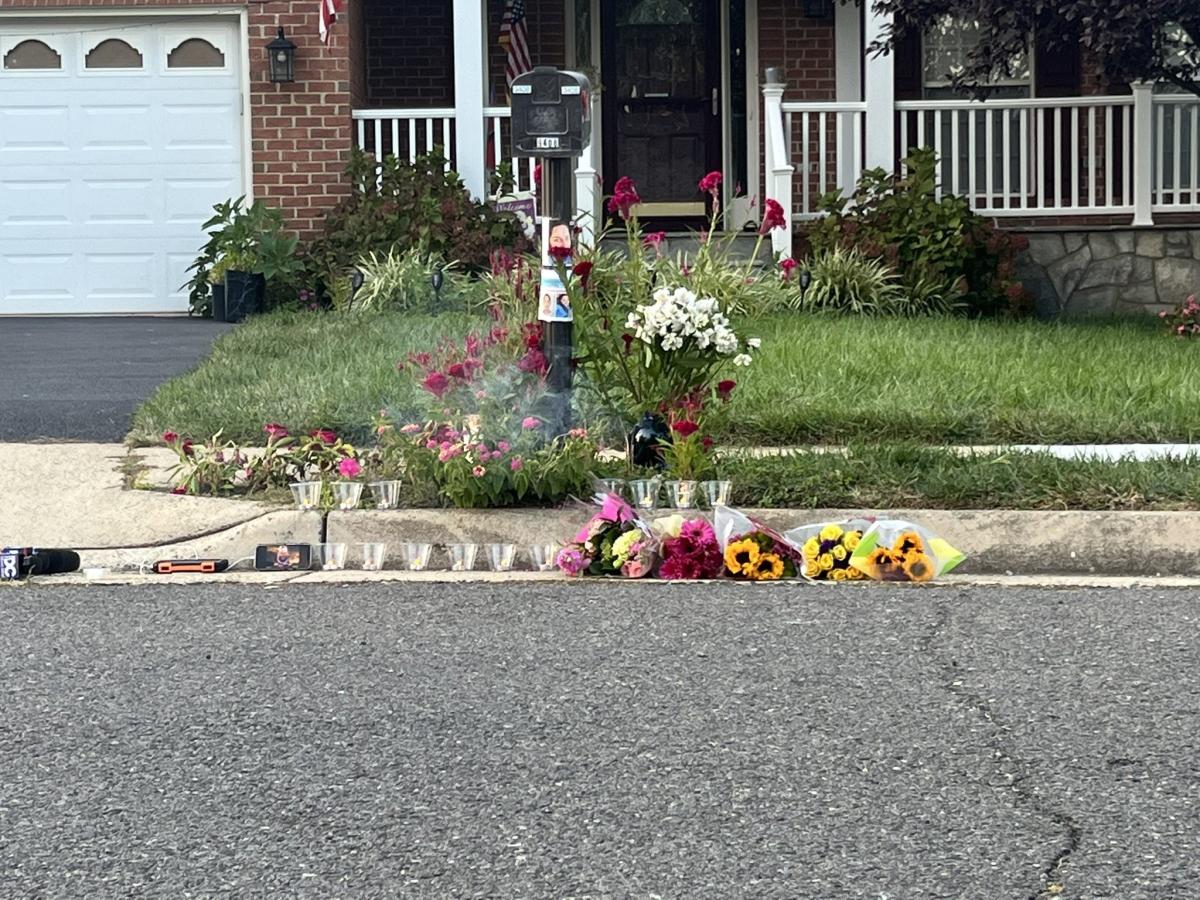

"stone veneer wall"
[1017,230,1200,317]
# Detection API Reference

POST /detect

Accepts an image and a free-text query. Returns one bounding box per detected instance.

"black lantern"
[802,0,834,19]
[266,27,296,83]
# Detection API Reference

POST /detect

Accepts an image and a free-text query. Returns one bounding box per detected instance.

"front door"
[601,0,722,222]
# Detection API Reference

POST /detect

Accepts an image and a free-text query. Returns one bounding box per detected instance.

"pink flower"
[698,170,723,197]
[643,231,667,255]
[422,371,451,398]
[263,423,289,440]
[337,457,361,479]
[472,465,486,477]
[425,440,438,450]
[492,450,504,461]
[438,446,462,462]
[522,416,541,430]
[671,420,699,438]
[568,427,588,439]
[309,428,338,445]
[606,176,641,220]
[759,198,787,234]
[779,257,798,280]
[556,546,587,576]
[447,363,468,380]
[400,423,421,434]
[510,456,524,471]
[497,441,510,452]
[162,430,179,444]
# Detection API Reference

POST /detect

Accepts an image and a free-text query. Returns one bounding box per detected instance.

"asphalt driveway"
[0,317,232,442]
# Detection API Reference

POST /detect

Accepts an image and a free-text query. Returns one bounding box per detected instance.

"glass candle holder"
[665,480,698,509]
[318,542,348,571]
[368,480,402,510]
[289,481,321,510]
[529,543,560,572]
[701,480,732,508]
[401,542,432,571]
[487,543,516,572]
[448,543,478,572]
[628,478,660,511]
[596,478,626,498]
[331,481,363,510]
[361,542,387,571]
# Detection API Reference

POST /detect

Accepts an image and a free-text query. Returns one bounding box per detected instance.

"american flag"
[319,0,343,44]
[499,0,532,90]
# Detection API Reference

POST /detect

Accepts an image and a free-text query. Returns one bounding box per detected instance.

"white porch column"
[453,0,487,199]
[574,131,598,247]
[1131,81,1155,227]
[762,68,794,259]
[863,2,894,171]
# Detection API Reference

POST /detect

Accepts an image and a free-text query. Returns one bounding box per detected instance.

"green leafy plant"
[1161,293,1200,337]
[806,148,1031,317]
[306,149,531,292]
[347,247,482,313]
[790,246,908,314]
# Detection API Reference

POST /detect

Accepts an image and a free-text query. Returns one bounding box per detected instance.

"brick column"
[248,0,353,239]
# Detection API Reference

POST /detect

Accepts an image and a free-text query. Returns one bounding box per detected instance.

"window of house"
[85,39,143,69]
[923,16,1031,99]
[166,38,224,68]
[3,39,62,70]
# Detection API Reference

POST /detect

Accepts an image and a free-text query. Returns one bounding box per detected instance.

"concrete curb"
[326,507,1200,576]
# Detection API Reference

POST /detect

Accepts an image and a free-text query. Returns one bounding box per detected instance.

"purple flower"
[556,546,587,576]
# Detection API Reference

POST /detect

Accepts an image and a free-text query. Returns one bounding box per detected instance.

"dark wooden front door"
[601,0,722,221]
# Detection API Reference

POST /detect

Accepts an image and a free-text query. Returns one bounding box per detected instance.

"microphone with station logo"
[0,548,81,580]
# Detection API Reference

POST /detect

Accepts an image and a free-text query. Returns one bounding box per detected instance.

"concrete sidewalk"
[3,442,1200,576]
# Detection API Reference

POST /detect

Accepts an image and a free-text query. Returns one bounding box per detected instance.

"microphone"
[1,548,81,580]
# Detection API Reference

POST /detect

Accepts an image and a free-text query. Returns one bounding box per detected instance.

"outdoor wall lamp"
[802,0,834,20]
[266,27,296,83]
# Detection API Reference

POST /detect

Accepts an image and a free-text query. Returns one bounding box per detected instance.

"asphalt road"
[1,582,1196,898]
[0,317,231,442]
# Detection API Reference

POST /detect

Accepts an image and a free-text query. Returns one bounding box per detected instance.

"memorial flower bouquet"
[557,493,658,578]
[784,519,872,582]
[652,515,724,580]
[713,506,803,581]
[848,519,965,583]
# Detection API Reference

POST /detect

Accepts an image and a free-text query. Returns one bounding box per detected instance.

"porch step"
[597,230,771,264]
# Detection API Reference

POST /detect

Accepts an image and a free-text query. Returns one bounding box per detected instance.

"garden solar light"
[431,267,444,305]
[350,268,365,295]
[799,269,812,295]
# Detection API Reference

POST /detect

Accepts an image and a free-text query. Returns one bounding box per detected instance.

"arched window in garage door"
[3,39,62,70]
[85,38,143,70]
[167,38,224,69]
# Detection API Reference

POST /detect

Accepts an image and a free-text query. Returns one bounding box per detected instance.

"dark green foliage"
[806,148,1032,317]
[305,149,532,284]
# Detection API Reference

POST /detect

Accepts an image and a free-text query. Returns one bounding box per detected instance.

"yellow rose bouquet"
[783,519,873,582]
[848,519,965,583]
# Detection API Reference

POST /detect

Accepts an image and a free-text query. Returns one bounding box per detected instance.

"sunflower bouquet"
[848,519,965,583]
[713,506,803,581]
[783,519,872,582]
[556,493,658,578]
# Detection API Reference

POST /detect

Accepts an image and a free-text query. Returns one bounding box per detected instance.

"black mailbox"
[511,67,591,158]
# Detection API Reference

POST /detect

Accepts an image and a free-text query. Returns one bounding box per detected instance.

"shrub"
[306,149,531,287]
[788,246,906,315]
[344,247,484,313]
[806,148,1031,317]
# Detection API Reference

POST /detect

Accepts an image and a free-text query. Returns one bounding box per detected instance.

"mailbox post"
[510,66,591,435]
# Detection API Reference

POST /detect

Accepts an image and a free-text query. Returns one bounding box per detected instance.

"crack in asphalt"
[919,599,1084,900]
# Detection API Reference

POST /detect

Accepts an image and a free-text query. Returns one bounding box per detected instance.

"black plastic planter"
[224,270,265,323]
[210,282,227,322]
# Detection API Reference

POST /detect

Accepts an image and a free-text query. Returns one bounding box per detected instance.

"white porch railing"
[764,84,1200,258]
[350,107,538,194]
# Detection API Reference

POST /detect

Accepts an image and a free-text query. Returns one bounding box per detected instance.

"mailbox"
[511,67,591,158]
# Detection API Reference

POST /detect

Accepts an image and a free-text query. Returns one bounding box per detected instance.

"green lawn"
[130,310,1200,447]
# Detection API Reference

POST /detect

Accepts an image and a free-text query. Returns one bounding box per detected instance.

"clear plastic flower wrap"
[712,506,804,581]
[847,519,965,583]
[783,518,875,582]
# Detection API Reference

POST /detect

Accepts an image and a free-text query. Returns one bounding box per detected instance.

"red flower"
[171,485,188,495]
[162,430,179,444]
[671,420,700,438]
[263,423,289,440]
[698,170,723,197]
[759,198,786,234]
[309,428,338,445]
[422,371,450,398]
[779,257,798,280]
[181,439,195,457]
[701,436,714,451]
[522,321,543,351]
[621,333,634,355]
[716,379,736,400]
[533,163,541,187]
[517,348,548,375]
[607,176,641,220]
[447,363,468,380]
[643,231,667,255]
[548,243,572,262]
[574,260,593,289]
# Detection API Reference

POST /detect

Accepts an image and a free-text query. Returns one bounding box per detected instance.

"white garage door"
[0,18,244,314]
